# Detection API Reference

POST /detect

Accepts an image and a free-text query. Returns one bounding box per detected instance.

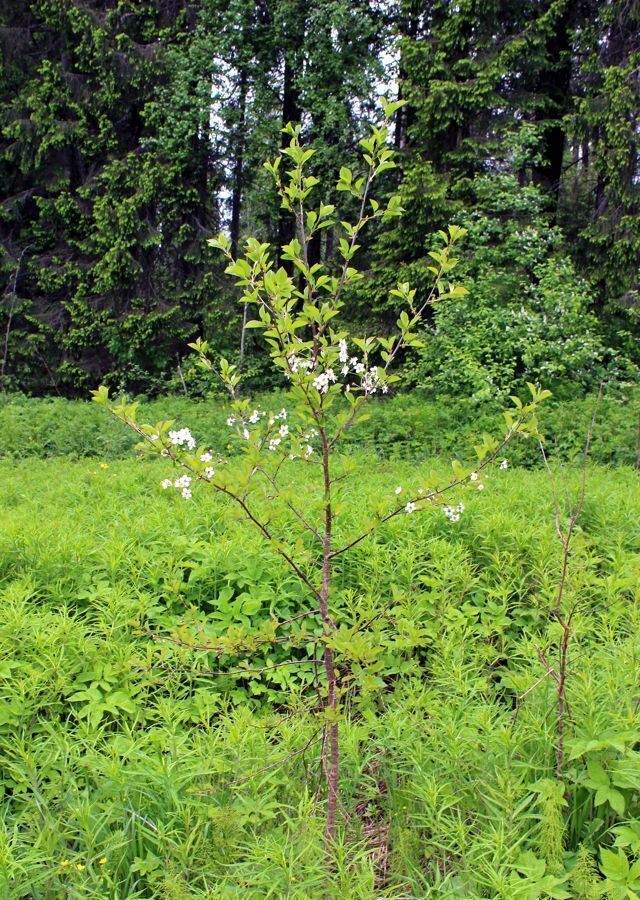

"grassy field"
[1,396,640,898]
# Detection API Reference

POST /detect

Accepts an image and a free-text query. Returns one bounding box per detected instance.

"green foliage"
[1,451,639,894]
[1,389,638,466]
[403,174,635,397]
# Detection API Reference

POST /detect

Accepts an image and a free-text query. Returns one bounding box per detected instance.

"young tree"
[93,103,547,849]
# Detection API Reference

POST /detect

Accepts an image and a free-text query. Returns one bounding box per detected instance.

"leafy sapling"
[93,100,548,851]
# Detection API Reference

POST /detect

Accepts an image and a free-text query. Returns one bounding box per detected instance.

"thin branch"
[226,731,324,786]
[331,420,522,559]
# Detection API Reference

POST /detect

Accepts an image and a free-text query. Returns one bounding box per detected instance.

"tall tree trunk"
[231,68,249,364]
[394,1,419,152]
[278,48,302,256]
[531,1,573,218]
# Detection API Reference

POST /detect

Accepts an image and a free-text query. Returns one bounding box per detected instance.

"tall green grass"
[1,448,639,897]
[1,388,638,465]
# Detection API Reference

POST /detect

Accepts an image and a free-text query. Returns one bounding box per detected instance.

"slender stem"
[319,420,340,850]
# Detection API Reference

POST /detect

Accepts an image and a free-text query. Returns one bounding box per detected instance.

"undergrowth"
[0,388,638,466]
[1,452,639,897]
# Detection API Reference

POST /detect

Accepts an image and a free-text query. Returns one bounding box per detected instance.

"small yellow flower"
[100,463,109,469]
[99,857,107,865]
[76,864,85,871]
[61,860,70,868]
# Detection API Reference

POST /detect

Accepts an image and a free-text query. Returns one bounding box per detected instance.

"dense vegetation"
[1,419,640,897]
[2,2,640,897]
[1,0,639,396]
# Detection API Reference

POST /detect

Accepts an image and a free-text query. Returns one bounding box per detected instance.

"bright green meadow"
[1,393,639,898]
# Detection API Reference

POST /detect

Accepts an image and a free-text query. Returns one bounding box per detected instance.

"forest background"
[1,0,639,401]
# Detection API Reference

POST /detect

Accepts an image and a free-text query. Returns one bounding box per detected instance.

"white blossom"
[227,416,236,427]
[200,452,213,462]
[279,424,289,437]
[338,339,348,363]
[249,410,260,424]
[174,474,191,490]
[500,459,509,470]
[204,467,215,480]
[168,428,196,450]
[405,501,416,514]
[161,479,172,490]
[181,488,192,500]
[395,486,402,495]
[313,369,337,393]
[469,472,478,481]
[443,505,461,523]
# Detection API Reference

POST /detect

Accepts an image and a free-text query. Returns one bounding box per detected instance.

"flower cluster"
[313,369,337,394]
[287,355,314,375]
[443,502,464,523]
[362,366,386,395]
[500,459,509,469]
[168,427,196,450]
[162,473,192,499]
[340,354,387,396]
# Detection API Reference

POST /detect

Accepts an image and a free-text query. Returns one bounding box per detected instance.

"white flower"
[500,459,509,469]
[338,339,348,363]
[150,434,158,441]
[269,418,275,426]
[469,472,478,482]
[362,367,380,394]
[304,444,314,457]
[395,486,402,495]
[200,452,213,462]
[161,479,172,490]
[279,408,287,419]
[242,427,250,440]
[443,505,462,523]
[204,467,215,480]
[181,488,192,500]
[354,362,365,375]
[227,416,236,427]
[405,502,416,514]
[279,424,289,437]
[174,474,191,489]
[341,364,349,376]
[268,438,281,451]
[313,369,336,393]
[168,427,196,450]
[477,483,484,491]
[249,410,260,424]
